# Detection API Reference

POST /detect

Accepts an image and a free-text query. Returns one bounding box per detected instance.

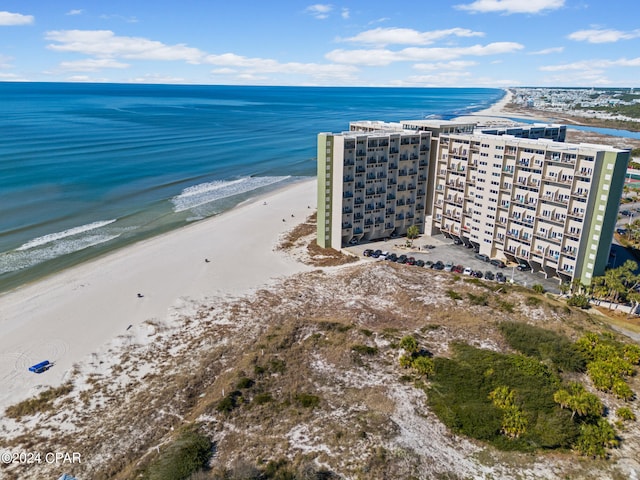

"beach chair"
[28,360,51,373]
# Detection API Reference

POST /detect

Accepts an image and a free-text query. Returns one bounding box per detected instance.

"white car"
[463,267,473,275]
[444,261,453,272]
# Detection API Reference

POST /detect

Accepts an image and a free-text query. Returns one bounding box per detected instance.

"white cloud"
[341,8,350,19]
[326,42,524,66]
[305,4,333,19]
[568,28,640,44]
[204,52,356,76]
[455,0,565,14]
[58,58,129,72]
[0,11,34,26]
[129,74,189,84]
[413,61,478,70]
[342,27,484,46]
[528,46,564,55]
[45,30,205,63]
[66,9,83,16]
[540,57,640,72]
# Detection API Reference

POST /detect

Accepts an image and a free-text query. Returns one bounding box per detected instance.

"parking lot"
[345,234,562,294]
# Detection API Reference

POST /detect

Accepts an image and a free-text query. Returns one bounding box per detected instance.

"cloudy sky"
[1,0,639,86]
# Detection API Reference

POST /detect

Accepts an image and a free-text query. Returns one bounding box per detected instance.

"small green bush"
[447,289,462,300]
[294,393,320,409]
[145,427,212,480]
[532,284,545,294]
[399,335,418,353]
[351,344,378,355]
[236,377,255,389]
[567,294,590,309]
[525,296,541,307]
[617,407,636,421]
[253,393,273,405]
[467,293,488,306]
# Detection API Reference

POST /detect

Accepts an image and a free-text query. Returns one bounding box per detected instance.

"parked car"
[475,253,490,262]
[415,259,425,267]
[425,260,433,268]
[452,265,464,274]
[386,253,398,262]
[432,261,445,270]
[463,267,473,275]
[406,257,416,265]
[495,272,506,283]
[621,210,633,216]
[444,261,454,272]
[453,238,462,245]
[396,254,408,264]
[371,249,383,258]
[484,271,495,281]
[363,249,373,257]
[425,244,436,249]
[472,270,483,278]
[380,251,389,258]
[490,259,506,268]
[516,263,531,271]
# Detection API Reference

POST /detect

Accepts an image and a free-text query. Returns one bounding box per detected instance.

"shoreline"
[0,178,317,410]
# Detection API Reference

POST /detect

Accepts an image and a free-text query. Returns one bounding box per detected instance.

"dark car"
[432,261,445,270]
[415,259,425,267]
[371,249,383,258]
[495,272,506,283]
[472,270,483,278]
[490,259,506,268]
[484,271,495,281]
[452,265,464,273]
[453,238,462,245]
[363,249,374,257]
[516,263,531,271]
[475,253,490,262]
[425,260,433,268]
[386,253,398,262]
[396,254,408,264]
[406,257,416,265]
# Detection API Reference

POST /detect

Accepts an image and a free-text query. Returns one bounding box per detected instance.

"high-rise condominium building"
[317,126,431,249]
[431,132,628,285]
[317,121,630,284]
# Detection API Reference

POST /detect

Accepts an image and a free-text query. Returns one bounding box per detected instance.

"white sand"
[454,88,555,125]
[0,179,317,410]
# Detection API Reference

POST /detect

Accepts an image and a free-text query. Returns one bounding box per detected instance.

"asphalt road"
[346,234,562,294]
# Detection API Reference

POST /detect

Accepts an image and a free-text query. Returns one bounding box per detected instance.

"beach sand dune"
[0,179,317,410]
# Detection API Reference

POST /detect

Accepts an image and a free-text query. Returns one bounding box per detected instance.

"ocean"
[0,83,504,292]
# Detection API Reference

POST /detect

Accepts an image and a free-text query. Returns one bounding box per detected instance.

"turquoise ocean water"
[0,83,504,292]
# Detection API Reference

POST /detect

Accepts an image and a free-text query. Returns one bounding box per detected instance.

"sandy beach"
[0,178,317,411]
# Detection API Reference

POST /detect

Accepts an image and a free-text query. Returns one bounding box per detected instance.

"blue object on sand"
[28,360,51,373]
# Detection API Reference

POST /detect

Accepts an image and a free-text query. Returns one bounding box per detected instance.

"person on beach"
[137,293,144,298]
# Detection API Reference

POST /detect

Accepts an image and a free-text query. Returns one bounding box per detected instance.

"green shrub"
[145,427,212,480]
[447,289,462,300]
[412,356,435,377]
[497,300,514,313]
[532,284,545,294]
[427,343,579,451]
[574,418,618,459]
[253,393,273,405]
[567,294,590,309]
[294,393,320,409]
[499,321,586,372]
[525,296,541,307]
[236,377,255,389]
[399,335,418,353]
[351,344,378,355]
[616,407,636,421]
[467,292,488,306]
[216,391,241,413]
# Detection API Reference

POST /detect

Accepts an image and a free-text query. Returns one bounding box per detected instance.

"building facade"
[317,128,431,249]
[317,121,630,284]
[430,133,629,285]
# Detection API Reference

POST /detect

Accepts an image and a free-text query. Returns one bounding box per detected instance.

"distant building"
[317,120,630,284]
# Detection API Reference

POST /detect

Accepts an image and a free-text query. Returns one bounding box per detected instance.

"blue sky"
[1,0,639,87]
